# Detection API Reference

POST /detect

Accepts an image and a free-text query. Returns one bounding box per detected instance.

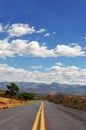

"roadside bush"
[17,92,35,100]
[0,90,5,97]
[73,99,80,104]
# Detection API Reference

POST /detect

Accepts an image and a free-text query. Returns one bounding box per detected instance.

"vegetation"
[0,82,35,101]
[17,92,35,100]
[0,82,36,109]
[40,94,86,111]
[5,83,20,98]
[0,90,5,97]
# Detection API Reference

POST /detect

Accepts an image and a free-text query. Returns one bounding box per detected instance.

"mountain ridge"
[0,82,86,95]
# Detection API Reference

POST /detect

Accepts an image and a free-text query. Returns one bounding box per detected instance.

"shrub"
[17,92,35,100]
[73,99,80,104]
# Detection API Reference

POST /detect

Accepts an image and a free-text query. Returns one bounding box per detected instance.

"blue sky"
[0,0,86,85]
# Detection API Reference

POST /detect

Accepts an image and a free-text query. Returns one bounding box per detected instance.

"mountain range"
[0,82,86,95]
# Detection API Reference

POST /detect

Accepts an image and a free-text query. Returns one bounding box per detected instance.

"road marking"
[32,103,42,130]
[40,102,45,130]
[32,102,45,130]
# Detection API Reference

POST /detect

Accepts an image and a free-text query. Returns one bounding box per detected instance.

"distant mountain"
[0,82,86,95]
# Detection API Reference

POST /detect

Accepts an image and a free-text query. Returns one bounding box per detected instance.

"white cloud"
[69,43,79,47]
[8,23,35,37]
[26,41,54,57]
[6,23,46,37]
[52,32,56,35]
[0,24,4,32]
[0,39,85,58]
[0,39,15,58]
[84,37,86,40]
[47,65,86,85]
[50,65,79,72]
[0,23,47,37]
[0,64,86,85]
[0,64,44,82]
[44,33,50,37]
[36,28,45,33]
[54,44,85,57]
[55,62,64,66]
[0,39,54,58]
[44,32,56,37]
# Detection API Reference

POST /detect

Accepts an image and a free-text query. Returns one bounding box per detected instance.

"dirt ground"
[0,97,27,109]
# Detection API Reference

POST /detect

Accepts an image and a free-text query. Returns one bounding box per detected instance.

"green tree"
[17,92,35,100]
[5,82,20,97]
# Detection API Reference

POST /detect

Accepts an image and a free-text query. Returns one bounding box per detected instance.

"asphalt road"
[44,101,86,130]
[0,101,86,130]
[0,101,41,130]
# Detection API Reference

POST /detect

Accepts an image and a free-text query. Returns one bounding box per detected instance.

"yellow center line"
[32,101,45,130]
[32,103,42,130]
[40,102,45,130]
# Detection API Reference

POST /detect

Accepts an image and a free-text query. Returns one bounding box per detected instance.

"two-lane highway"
[0,101,41,130]
[0,101,86,130]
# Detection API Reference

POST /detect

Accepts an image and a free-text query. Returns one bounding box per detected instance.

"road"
[0,101,86,130]
[44,101,86,130]
[0,101,40,130]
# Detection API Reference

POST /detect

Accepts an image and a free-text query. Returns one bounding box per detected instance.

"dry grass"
[0,97,28,109]
[40,94,86,111]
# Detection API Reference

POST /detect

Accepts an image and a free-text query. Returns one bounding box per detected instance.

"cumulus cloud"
[7,23,35,37]
[0,39,85,58]
[54,44,85,57]
[3,23,46,37]
[0,64,86,85]
[0,64,44,82]
[0,39,15,58]
[47,65,86,85]
[0,39,54,58]
[0,23,54,37]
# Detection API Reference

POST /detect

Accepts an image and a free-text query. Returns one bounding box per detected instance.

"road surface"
[44,101,86,130]
[0,101,86,130]
[0,101,40,130]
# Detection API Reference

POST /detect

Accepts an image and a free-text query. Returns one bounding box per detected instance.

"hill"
[0,82,86,96]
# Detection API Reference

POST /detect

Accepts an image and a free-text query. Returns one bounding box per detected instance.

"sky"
[0,0,86,85]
